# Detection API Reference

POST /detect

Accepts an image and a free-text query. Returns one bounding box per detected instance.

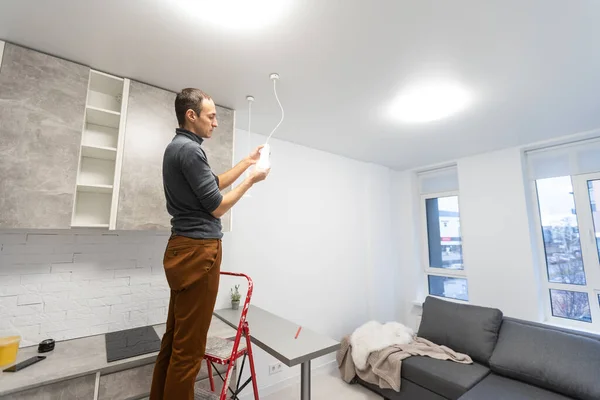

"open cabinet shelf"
[83,123,118,149]
[78,156,116,186]
[72,191,112,228]
[81,144,117,161]
[77,183,113,194]
[86,106,121,129]
[87,70,124,113]
[72,69,129,230]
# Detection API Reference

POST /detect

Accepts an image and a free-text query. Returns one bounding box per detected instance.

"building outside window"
[527,138,600,331]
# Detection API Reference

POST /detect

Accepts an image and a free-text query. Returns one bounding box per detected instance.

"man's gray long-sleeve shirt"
[162,128,223,239]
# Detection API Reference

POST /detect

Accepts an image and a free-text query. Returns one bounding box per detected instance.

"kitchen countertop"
[0,316,236,397]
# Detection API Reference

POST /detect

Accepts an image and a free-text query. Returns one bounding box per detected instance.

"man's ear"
[185,109,196,123]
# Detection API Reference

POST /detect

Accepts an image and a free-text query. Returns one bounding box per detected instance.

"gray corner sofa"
[353,296,600,400]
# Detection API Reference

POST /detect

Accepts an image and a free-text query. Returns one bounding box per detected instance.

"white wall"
[393,146,546,328]
[0,128,397,395]
[391,170,423,328]
[215,130,397,394]
[457,148,543,320]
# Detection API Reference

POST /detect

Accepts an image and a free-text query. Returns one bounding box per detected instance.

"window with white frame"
[418,166,469,302]
[527,138,600,331]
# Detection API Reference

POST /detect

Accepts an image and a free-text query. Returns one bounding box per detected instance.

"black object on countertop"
[38,339,55,353]
[3,356,46,372]
[105,326,161,363]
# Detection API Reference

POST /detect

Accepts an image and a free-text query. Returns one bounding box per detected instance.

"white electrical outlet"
[269,362,284,375]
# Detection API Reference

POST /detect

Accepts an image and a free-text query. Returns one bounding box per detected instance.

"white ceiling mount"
[246,95,255,102]
[270,73,280,81]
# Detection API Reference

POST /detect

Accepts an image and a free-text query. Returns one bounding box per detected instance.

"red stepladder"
[194,272,259,400]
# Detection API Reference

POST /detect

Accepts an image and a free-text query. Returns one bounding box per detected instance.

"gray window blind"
[525,137,600,180]
[418,165,459,194]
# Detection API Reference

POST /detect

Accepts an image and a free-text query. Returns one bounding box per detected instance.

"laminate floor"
[142,370,383,400]
[259,371,382,400]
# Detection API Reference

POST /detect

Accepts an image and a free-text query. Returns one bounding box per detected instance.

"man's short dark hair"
[175,88,212,127]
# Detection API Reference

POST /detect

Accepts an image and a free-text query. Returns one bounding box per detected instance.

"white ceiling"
[1,0,599,170]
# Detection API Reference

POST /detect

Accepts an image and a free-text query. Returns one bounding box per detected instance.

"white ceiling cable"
[245,95,255,182]
[256,73,283,171]
[265,73,284,145]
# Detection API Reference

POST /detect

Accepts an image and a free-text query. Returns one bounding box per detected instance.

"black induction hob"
[105,326,161,363]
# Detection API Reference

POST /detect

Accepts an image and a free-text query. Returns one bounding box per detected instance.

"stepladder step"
[205,336,246,362]
[194,387,220,400]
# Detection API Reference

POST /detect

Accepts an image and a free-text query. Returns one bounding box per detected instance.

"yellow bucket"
[0,336,21,367]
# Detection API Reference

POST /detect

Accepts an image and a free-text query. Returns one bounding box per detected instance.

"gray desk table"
[213,305,340,400]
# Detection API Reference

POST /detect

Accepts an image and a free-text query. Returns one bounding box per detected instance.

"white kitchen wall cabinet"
[71,70,130,229]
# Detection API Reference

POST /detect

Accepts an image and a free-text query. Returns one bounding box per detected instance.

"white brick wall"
[0,230,170,347]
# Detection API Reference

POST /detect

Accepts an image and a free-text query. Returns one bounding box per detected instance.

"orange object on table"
[0,336,20,367]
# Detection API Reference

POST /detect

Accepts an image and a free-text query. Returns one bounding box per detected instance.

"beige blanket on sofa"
[336,335,473,392]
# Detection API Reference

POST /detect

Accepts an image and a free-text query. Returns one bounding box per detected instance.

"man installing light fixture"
[149,88,269,400]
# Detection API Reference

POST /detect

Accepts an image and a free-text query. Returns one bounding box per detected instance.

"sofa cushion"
[402,357,490,400]
[417,296,503,365]
[489,318,600,400]
[458,374,573,400]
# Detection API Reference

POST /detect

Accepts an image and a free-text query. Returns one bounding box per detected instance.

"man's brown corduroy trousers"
[149,235,222,400]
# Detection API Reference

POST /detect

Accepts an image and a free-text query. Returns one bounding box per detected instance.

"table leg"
[301,360,311,400]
